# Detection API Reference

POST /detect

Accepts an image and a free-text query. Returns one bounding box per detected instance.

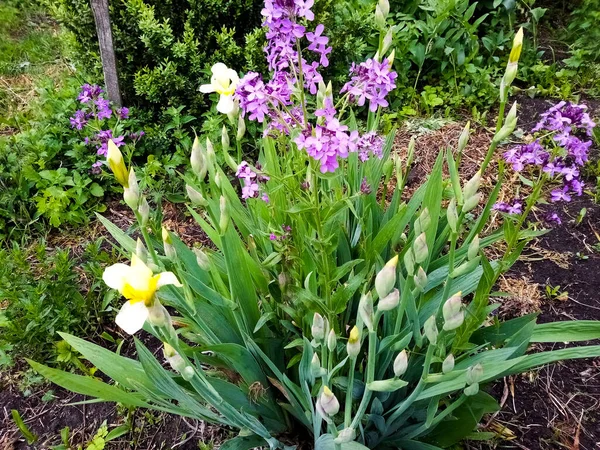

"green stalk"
[135,211,160,266]
[344,356,357,427]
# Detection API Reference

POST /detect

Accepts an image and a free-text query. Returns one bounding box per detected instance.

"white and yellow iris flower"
[103,254,182,334]
[200,63,239,114]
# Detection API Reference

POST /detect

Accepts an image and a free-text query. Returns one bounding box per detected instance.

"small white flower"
[200,63,239,114]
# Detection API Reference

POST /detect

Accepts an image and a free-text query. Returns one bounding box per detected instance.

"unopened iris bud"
[123,168,139,210]
[181,365,195,381]
[404,249,415,276]
[378,0,390,17]
[466,363,484,385]
[414,208,431,236]
[327,329,337,352]
[393,350,408,377]
[236,115,246,140]
[191,136,207,179]
[463,192,482,213]
[214,171,222,189]
[468,235,480,260]
[464,382,479,396]
[193,247,210,270]
[107,140,129,187]
[311,353,322,377]
[206,137,216,171]
[413,233,428,264]
[378,288,399,311]
[135,238,147,262]
[424,315,438,344]
[415,266,427,292]
[381,27,393,55]
[163,343,186,372]
[334,428,356,444]
[162,227,176,259]
[312,313,325,341]
[138,197,149,226]
[463,170,481,201]
[186,185,208,206]
[219,195,229,233]
[221,125,230,153]
[386,48,395,65]
[319,386,340,416]
[347,326,361,358]
[447,198,458,233]
[375,255,398,299]
[494,102,518,142]
[442,292,463,331]
[457,121,470,154]
[375,4,386,28]
[359,292,374,331]
[148,302,170,328]
[442,354,455,373]
[509,28,524,65]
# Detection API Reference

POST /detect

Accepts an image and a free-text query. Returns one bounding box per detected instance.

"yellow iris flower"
[103,254,181,334]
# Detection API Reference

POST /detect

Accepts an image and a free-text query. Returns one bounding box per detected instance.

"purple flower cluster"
[236,161,270,200]
[492,199,523,215]
[77,84,103,104]
[499,102,596,213]
[235,0,394,174]
[91,130,125,157]
[270,224,292,241]
[341,59,398,112]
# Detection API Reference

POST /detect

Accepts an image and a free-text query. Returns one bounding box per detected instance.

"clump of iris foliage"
[31,0,600,449]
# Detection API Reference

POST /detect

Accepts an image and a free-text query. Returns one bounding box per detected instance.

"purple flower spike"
[341,58,397,112]
[70,110,88,130]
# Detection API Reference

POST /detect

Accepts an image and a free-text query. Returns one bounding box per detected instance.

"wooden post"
[90,0,122,107]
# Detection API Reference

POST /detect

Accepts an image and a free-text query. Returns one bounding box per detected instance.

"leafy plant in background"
[0,238,115,366]
[30,1,600,449]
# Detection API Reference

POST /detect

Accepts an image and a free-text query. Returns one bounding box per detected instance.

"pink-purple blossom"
[341,58,397,112]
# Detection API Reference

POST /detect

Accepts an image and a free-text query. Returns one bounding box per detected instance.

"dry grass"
[494,274,542,316]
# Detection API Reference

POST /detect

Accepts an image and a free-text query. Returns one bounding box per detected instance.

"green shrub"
[0,238,115,366]
[42,0,266,118]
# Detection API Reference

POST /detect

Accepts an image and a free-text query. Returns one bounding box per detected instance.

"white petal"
[217,95,235,114]
[156,271,183,288]
[102,264,131,291]
[115,301,149,335]
[227,69,239,85]
[199,83,216,93]
[211,62,228,76]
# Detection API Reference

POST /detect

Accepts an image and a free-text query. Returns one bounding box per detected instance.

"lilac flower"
[533,101,596,136]
[341,58,397,112]
[236,72,271,122]
[269,233,278,241]
[282,225,292,233]
[236,161,269,200]
[550,187,571,203]
[91,160,103,174]
[493,200,523,215]
[303,60,323,95]
[242,181,260,199]
[262,193,270,203]
[117,107,129,120]
[546,212,562,225]
[95,130,124,156]
[78,84,103,103]
[306,24,332,67]
[360,177,372,194]
[357,132,384,162]
[95,98,112,120]
[70,110,88,130]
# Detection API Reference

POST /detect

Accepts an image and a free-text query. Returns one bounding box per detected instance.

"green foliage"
[0,237,115,365]
[567,0,600,63]
[42,0,266,117]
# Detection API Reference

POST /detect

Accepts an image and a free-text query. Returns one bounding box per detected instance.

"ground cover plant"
[27,1,600,449]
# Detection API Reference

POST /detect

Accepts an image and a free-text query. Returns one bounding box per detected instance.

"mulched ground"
[2,96,600,449]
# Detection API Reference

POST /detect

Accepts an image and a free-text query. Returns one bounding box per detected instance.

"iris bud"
[447,198,458,233]
[378,288,399,311]
[464,382,479,396]
[457,121,470,154]
[468,235,480,260]
[375,4,386,28]
[334,428,356,444]
[311,353,322,377]
[378,0,390,17]
[404,249,415,276]
[442,354,455,373]
[414,266,427,292]
[462,192,482,213]
[442,292,463,331]
[123,168,139,210]
[162,227,176,259]
[413,232,428,264]
[466,363,484,385]
[181,366,195,381]
[393,350,408,377]
[381,27,393,55]
[221,125,230,153]
[463,170,481,201]
[237,114,246,140]
[107,140,129,187]
[327,329,337,352]
[219,196,229,233]
[135,238,147,262]
[414,208,431,236]
[312,313,325,341]
[191,136,207,179]
[319,386,340,416]
[138,197,149,226]
[347,326,361,358]
[193,248,210,271]
[359,292,374,331]
[424,315,438,345]
[186,185,208,206]
[375,255,398,299]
